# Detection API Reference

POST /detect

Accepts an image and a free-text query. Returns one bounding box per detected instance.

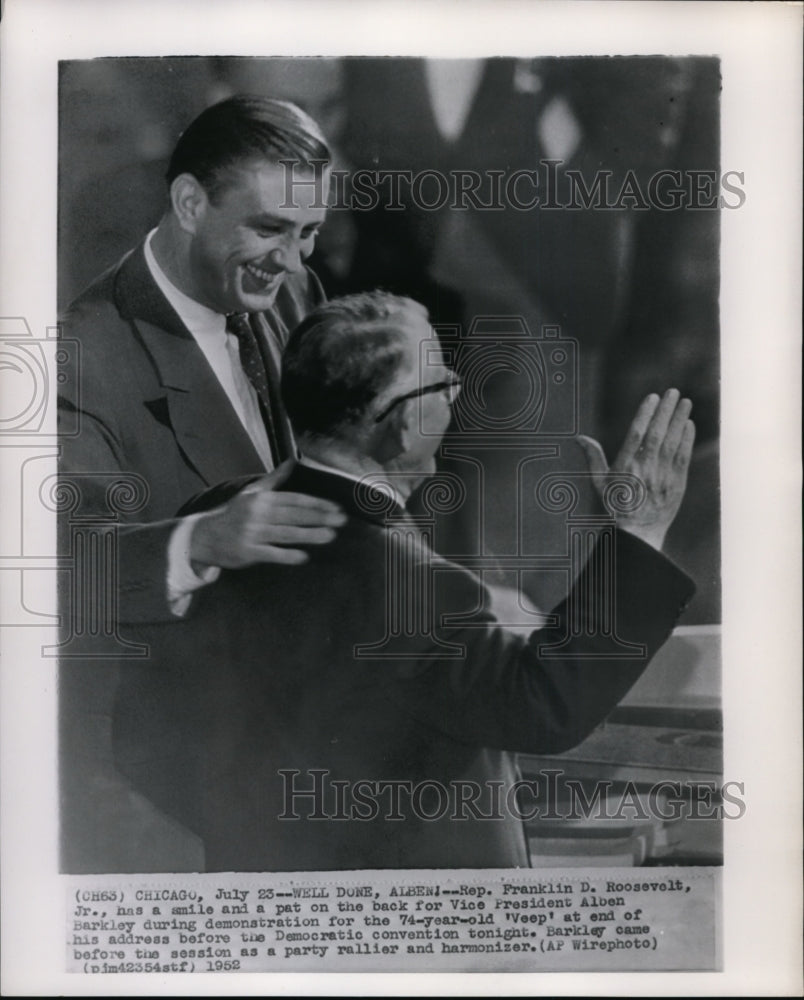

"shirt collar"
[143,229,226,339]
[298,454,407,509]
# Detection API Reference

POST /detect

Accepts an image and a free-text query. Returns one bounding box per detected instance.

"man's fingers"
[260,497,347,527]
[254,524,339,547]
[243,544,311,566]
[639,388,681,459]
[260,458,296,489]
[662,396,693,459]
[575,435,609,477]
[244,489,346,524]
[674,419,696,471]
[272,492,346,515]
[614,392,660,466]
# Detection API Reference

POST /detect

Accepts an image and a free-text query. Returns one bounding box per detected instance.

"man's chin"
[234,285,282,313]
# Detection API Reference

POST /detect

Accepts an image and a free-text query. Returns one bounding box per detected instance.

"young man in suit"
[115,291,697,871]
[58,96,345,870]
[59,95,345,623]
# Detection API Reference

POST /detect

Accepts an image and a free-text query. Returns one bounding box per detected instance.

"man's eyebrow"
[246,213,322,230]
[245,213,291,229]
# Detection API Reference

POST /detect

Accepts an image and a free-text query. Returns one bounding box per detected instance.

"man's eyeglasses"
[373,376,462,424]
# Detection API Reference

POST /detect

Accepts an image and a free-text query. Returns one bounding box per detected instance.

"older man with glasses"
[114,290,697,872]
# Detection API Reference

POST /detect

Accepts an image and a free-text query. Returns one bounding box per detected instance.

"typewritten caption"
[66,868,719,973]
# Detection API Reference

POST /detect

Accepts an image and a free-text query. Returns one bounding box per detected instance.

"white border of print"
[1,0,802,995]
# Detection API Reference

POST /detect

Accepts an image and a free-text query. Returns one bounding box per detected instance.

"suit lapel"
[114,244,268,485]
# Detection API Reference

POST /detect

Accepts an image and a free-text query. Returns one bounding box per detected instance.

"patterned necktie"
[225,312,282,465]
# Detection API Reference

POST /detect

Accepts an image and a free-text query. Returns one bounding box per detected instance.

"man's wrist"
[168,514,222,616]
[188,508,224,574]
[618,521,668,552]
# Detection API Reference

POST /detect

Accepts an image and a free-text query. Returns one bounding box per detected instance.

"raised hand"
[576,389,695,551]
[189,460,347,570]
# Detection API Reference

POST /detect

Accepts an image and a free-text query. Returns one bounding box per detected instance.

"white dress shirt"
[143,230,274,615]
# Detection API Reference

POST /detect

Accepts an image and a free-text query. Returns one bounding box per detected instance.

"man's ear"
[169,173,208,235]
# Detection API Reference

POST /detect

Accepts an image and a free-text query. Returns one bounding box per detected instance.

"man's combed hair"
[166,94,331,202]
[281,292,429,438]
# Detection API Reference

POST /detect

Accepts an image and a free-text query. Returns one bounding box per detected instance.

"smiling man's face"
[185,159,329,314]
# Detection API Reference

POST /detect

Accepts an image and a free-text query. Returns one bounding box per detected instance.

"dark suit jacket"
[114,463,694,872]
[58,241,325,623]
[57,244,324,872]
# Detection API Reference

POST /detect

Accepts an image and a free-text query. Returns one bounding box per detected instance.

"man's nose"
[267,242,303,274]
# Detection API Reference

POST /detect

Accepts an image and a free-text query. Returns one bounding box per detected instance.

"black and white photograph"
[0,0,801,994]
[57,51,723,877]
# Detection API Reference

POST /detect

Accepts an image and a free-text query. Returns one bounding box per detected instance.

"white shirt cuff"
[167,513,221,617]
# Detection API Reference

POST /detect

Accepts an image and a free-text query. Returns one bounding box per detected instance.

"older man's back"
[113,460,693,871]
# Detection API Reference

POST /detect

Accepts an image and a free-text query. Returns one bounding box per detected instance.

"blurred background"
[59,56,721,622]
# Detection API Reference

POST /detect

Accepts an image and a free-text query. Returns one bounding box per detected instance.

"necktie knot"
[225,312,252,338]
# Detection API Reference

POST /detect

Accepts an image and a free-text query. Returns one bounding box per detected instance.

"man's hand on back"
[189,460,347,571]
[577,388,695,551]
